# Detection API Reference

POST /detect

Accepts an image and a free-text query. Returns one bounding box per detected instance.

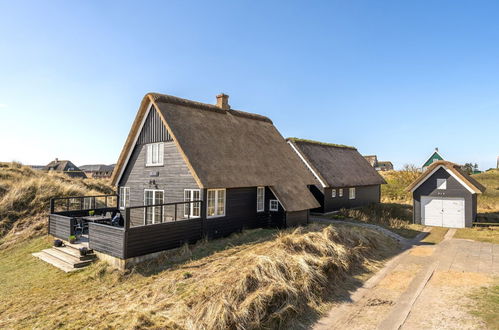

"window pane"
[184,190,191,216]
[192,190,200,217]
[207,190,215,216]
[217,190,225,215]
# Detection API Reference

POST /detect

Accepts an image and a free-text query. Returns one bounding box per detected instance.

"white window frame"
[144,189,164,225]
[257,187,265,212]
[437,178,447,190]
[339,189,343,197]
[184,189,201,218]
[207,189,226,218]
[146,142,164,167]
[349,187,356,200]
[119,187,130,210]
[331,189,336,198]
[269,199,279,211]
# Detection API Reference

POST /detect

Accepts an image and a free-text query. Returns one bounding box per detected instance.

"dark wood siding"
[413,167,474,227]
[125,219,203,258]
[318,184,381,213]
[137,106,172,144]
[119,141,199,227]
[88,223,126,258]
[48,214,75,239]
[286,210,309,226]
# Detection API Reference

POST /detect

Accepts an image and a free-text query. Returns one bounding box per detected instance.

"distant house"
[407,160,485,228]
[80,164,115,178]
[288,138,386,213]
[422,148,444,171]
[43,159,86,178]
[363,155,394,171]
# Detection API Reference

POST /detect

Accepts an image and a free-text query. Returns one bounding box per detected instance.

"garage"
[421,197,465,228]
[407,161,485,228]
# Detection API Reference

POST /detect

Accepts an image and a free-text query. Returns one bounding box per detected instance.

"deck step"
[41,248,93,268]
[53,246,96,261]
[32,251,79,273]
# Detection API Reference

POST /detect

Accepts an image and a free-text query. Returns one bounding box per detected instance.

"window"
[119,187,130,210]
[207,189,225,218]
[146,142,164,166]
[339,189,343,197]
[144,189,164,225]
[269,199,279,211]
[437,178,447,190]
[83,197,94,210]
[332,189,336,198]
[257,187,265,212]
[349,187,356,200]
[184,189,201,218]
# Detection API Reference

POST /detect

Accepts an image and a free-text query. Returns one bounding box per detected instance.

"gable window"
[184,189,201,218]
[349,187,356,199]
[119,187,130,210]
[269,199,279,211]
[339,189,343,197]
[207,189,225,218]
[146,142,164,166]
[437,178,447,190]
[257,187,265,212]
[332,189,336,198]
[144,189,164,225]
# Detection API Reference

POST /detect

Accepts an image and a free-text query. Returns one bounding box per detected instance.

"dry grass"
[0,224,399,329]
[332,203,424,239]
[420,227,448,244]
[0,162,113,249]
[454,227,499,244]
[472,169,499,214]
[468,278,499,329]
[379,170,421,204]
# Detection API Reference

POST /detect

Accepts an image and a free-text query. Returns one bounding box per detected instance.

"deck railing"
[50,194,119,214]
[124,200,203,229]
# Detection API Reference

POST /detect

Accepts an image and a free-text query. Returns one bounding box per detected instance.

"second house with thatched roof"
[287,138,386,213]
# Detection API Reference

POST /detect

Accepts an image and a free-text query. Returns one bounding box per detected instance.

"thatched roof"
[112,93,320,212]
[43,159,87,178]
[287,138,386,188]
[80,164,115,172]
[406,160,485,194]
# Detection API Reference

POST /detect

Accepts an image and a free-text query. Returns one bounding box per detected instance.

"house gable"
[423,151,444,168]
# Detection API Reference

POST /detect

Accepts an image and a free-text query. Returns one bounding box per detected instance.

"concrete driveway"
[313,229,498,330]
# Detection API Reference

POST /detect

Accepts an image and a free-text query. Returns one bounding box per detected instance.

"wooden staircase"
[33,244,97,272]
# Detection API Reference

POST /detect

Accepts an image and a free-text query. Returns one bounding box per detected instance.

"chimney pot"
[216,93,230,110]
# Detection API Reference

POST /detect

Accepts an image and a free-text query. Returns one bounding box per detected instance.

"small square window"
[332,189,336,198]
[437,178,447,190]
[269,200,279,211]
[349,187,356,199]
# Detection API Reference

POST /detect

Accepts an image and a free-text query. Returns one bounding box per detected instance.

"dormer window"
[146,142,164,166]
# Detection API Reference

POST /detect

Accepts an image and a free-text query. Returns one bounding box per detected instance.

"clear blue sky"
[1,1,498,170]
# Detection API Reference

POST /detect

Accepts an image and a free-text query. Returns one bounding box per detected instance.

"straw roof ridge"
[286,137,356,150]
[149,93,273,124]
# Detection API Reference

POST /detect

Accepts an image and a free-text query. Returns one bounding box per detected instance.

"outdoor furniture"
[81,215,112,225]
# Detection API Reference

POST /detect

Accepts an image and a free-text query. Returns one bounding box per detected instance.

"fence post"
[174,204,177,221]
[50,199,55,214]
[125,207,130,230]
[66,199,69,211]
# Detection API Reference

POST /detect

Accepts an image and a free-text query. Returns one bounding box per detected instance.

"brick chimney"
[216,93,230,110]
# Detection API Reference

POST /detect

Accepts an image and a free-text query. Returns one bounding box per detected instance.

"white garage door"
[421,197,465,228]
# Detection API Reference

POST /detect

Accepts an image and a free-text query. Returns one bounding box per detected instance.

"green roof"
[287,137,356,150]
[423,152,443,167]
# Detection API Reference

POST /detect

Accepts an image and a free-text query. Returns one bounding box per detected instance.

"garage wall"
[413,167,474,227]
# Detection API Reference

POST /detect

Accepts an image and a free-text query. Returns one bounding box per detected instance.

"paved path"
[312,225,498,330]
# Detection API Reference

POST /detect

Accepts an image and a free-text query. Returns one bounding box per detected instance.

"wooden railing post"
[50,199,55,214]
[174,204,177,221]
[125,207,130,230]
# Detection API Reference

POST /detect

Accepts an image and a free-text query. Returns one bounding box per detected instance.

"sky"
[0,1,498,170]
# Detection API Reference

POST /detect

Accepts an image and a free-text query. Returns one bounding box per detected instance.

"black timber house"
[47,93,319,268]
[287,138,386,213]
[407,160,485,228]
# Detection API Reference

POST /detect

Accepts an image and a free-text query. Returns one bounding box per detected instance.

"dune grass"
[331,203,424,239]
[0,224,399,329]
[379,170,421,204]
[0,162,113,249]
[472,169,499,214]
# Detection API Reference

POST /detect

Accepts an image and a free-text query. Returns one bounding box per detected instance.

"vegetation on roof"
[287,137,356,149]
